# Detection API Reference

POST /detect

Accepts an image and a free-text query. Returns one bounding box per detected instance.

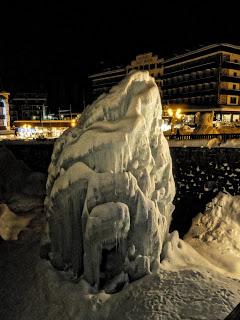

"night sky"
[0,1,239,111]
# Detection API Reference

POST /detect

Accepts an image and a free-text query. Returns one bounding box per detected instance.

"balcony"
[221,75,240,83]
[220,88,240,95]
[222,61,240,70]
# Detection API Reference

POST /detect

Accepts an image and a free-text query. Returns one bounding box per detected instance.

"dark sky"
[0,1,239,111]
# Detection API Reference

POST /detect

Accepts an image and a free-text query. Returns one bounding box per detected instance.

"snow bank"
[185,192,240,276]
[0,203,34,240]
[0,146,46,241]
[45,71,175,290]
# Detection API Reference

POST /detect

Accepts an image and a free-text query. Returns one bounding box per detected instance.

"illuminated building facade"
[162,43,240,121]
[126,53,164,91]
[89,44,240,121]
[13,119,77,139]
[89,53,164,99]
[89,67,126,99]
[0,92,10,130]
[10,92,48,122]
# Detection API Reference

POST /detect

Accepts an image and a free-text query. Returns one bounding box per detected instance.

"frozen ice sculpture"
[44,71,175,290]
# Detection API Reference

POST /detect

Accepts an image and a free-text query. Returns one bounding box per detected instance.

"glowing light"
[167,108,173,117]
[176,108,182,119]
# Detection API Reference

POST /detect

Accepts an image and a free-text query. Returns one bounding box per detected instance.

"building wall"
[89,44,240,114]
[0,92,10,130]
[126,53,164,89]
[3,142,240,238]
[89,53,164,99]
[89,68,126,99]
[10,92,48,122]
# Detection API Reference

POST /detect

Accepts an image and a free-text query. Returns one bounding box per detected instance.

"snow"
[0,203,34,240]
[19,257,240,320]
[185,192,240,276]
[0,146,46,241]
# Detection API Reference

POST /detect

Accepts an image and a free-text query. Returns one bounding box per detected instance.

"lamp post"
[167,108,182,134]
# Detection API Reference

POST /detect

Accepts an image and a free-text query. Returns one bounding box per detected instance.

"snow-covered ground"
[168,138,240,148]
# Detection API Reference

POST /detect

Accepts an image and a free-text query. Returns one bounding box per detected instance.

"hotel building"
[162,43,240,121]
[89,43,240,121]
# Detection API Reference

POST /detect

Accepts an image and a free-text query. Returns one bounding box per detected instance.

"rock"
[45,71,175,290]
[0,203,35,240]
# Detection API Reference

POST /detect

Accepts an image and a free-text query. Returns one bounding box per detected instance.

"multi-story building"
[10,92,48,123]
[89,53,164,99]
[89,67,126,100]
[162,43,240,121]
[126,53,164,89]
[0,92,10,130]
[89,44,240,121]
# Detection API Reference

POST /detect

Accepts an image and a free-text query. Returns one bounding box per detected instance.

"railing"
[166,133,240,142]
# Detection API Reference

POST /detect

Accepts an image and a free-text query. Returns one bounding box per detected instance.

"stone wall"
[170,147,240,236]
[1,142,240,237]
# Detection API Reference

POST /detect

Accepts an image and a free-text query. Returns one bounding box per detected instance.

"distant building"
[10,92,48,123]
[13,119,77,139]
[0,92,10,130]
[126,53,164,92]
[89,53,164,99]
[89,43,240,122]
[162,43,240,121]
[89,67,126,100]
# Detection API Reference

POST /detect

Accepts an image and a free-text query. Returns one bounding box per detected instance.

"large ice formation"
[185,192,240,275]
[45,71,175,289]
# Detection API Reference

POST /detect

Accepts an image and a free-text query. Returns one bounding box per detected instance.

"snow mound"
[185,192,240,276]
[0,146,46,241]
[20,257,240,320]
[45,71,175,290]
[0,203,34,240]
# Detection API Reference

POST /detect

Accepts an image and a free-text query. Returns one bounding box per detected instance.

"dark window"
[234,72,237,77]
[233,84,237,90]
[234,59,239,63]
[230,97,237,104]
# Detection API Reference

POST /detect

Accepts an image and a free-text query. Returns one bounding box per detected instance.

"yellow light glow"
[175,108,182,119]
[27,125,31,129]
[176,108,181,114]
[23,124,27,129]
[167,108,173,117]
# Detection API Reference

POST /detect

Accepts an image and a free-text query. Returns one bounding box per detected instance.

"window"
[230,96,237,104]
[234,72,237,77]
[233,84,237,90]
[234,59,239,63]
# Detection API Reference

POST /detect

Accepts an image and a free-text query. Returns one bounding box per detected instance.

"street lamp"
[167,108,182,133]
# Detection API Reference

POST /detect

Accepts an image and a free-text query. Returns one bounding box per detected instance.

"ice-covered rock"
[45,71,175,289]
[185,192,240,276]
[0,203,35,240]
